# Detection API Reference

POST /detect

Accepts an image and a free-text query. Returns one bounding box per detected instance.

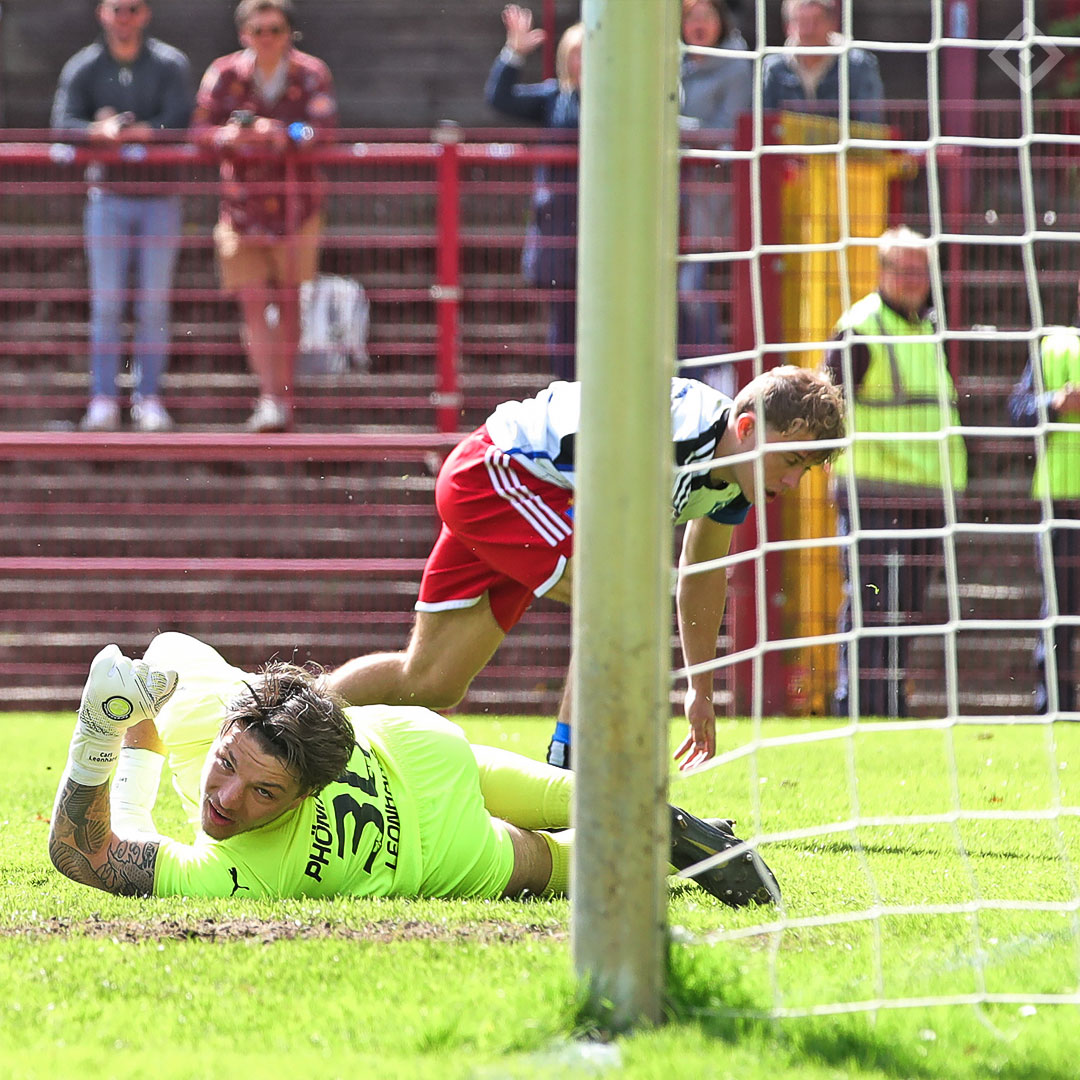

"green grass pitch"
[5,711,1080,1079]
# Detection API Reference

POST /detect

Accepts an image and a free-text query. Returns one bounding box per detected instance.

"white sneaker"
[245,396,292,433]
[131,396,174,432]
[79,396,120,432]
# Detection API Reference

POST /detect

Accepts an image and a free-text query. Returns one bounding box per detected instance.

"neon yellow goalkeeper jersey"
[146,632,513,900]
[153,721,422,899]
[146,632,422,898]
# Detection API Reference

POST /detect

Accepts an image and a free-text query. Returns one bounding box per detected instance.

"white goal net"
[668,0,1080,1020]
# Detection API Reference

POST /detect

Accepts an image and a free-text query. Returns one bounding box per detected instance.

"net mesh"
[670,1,1080,1018]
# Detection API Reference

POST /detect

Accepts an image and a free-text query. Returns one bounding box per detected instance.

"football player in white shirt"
[329,366,844,771]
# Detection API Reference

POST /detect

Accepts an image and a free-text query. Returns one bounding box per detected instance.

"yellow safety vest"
[1033,329,1080,500]
[831,292,967,491]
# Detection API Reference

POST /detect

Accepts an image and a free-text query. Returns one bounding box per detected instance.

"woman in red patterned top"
[191,0,338,432]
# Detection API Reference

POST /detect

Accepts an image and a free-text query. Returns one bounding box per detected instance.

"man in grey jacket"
[52,1,193,432]
[761,0,884,125]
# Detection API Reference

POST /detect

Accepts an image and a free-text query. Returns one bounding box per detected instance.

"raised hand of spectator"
[502,4,546,56]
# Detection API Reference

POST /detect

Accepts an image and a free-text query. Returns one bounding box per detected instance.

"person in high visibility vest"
[824,226,968,717]
[1009,283,1080,715]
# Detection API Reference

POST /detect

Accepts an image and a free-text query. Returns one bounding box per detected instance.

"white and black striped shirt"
[484,378,750,526]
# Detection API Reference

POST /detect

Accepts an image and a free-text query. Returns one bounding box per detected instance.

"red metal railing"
[0,129,601,437]
[3,105,1080,433]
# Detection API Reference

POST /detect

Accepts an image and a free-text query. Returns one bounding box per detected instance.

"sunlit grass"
[5,712,1080,1079]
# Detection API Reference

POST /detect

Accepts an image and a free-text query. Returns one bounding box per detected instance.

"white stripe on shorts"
[483,445,572,548]
[414,595,484,614]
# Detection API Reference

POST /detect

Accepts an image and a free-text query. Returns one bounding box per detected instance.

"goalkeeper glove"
[67,644,178,787]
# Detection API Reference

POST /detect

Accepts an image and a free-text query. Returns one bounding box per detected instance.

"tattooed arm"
[48,643,178,896]
[49,775,160,896]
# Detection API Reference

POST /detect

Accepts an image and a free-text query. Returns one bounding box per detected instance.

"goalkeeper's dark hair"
[732,364,846,465]
[223,662,354,795]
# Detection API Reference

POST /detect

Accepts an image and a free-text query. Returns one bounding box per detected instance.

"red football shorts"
[415,427,575,632]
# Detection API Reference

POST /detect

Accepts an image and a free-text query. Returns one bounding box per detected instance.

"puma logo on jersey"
[228,866,250,896]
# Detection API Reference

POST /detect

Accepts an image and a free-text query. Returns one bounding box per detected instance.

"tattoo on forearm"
[56,781,110,854]
[48,840,99,884]
[96,839,159,897]
[49,777,158,896]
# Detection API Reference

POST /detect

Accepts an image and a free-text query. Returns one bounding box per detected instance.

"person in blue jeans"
[51,0,193,432]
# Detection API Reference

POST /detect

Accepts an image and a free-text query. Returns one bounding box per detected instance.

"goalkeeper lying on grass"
[48,632,780,906]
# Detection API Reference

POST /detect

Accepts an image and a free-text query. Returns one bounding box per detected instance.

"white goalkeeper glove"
[67,644,178,787]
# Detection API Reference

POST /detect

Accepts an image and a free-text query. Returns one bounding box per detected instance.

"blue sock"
[546,722,572,769]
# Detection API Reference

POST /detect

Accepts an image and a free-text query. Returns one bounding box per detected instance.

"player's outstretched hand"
[78,644,178,739]
[674,686,716,772]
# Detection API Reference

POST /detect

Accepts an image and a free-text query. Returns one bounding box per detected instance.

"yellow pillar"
[775,114,910,714]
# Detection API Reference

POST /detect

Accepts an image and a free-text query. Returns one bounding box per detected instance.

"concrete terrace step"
[0,426,575,713]
[0,358,553,424]
[0,528,439,562]
[0,368,550,393]
[0,605,573,714]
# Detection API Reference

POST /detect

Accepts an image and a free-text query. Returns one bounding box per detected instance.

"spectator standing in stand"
[191,0,337,433]
[678,0,752,396]
[51,0,193,433]
[761,0,884,125]
[824,227,967,717]
[485,4,582,381]
[1009,283,1080,715]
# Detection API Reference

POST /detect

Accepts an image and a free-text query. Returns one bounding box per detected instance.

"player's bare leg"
[501,823,553,896]
[542,555,573,606]
[534,557,575,768]
[328,601,507,709]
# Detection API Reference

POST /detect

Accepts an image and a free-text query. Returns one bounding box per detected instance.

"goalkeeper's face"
[199,727,306,840]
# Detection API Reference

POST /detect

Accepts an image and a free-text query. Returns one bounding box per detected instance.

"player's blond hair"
[732,365,845,464]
